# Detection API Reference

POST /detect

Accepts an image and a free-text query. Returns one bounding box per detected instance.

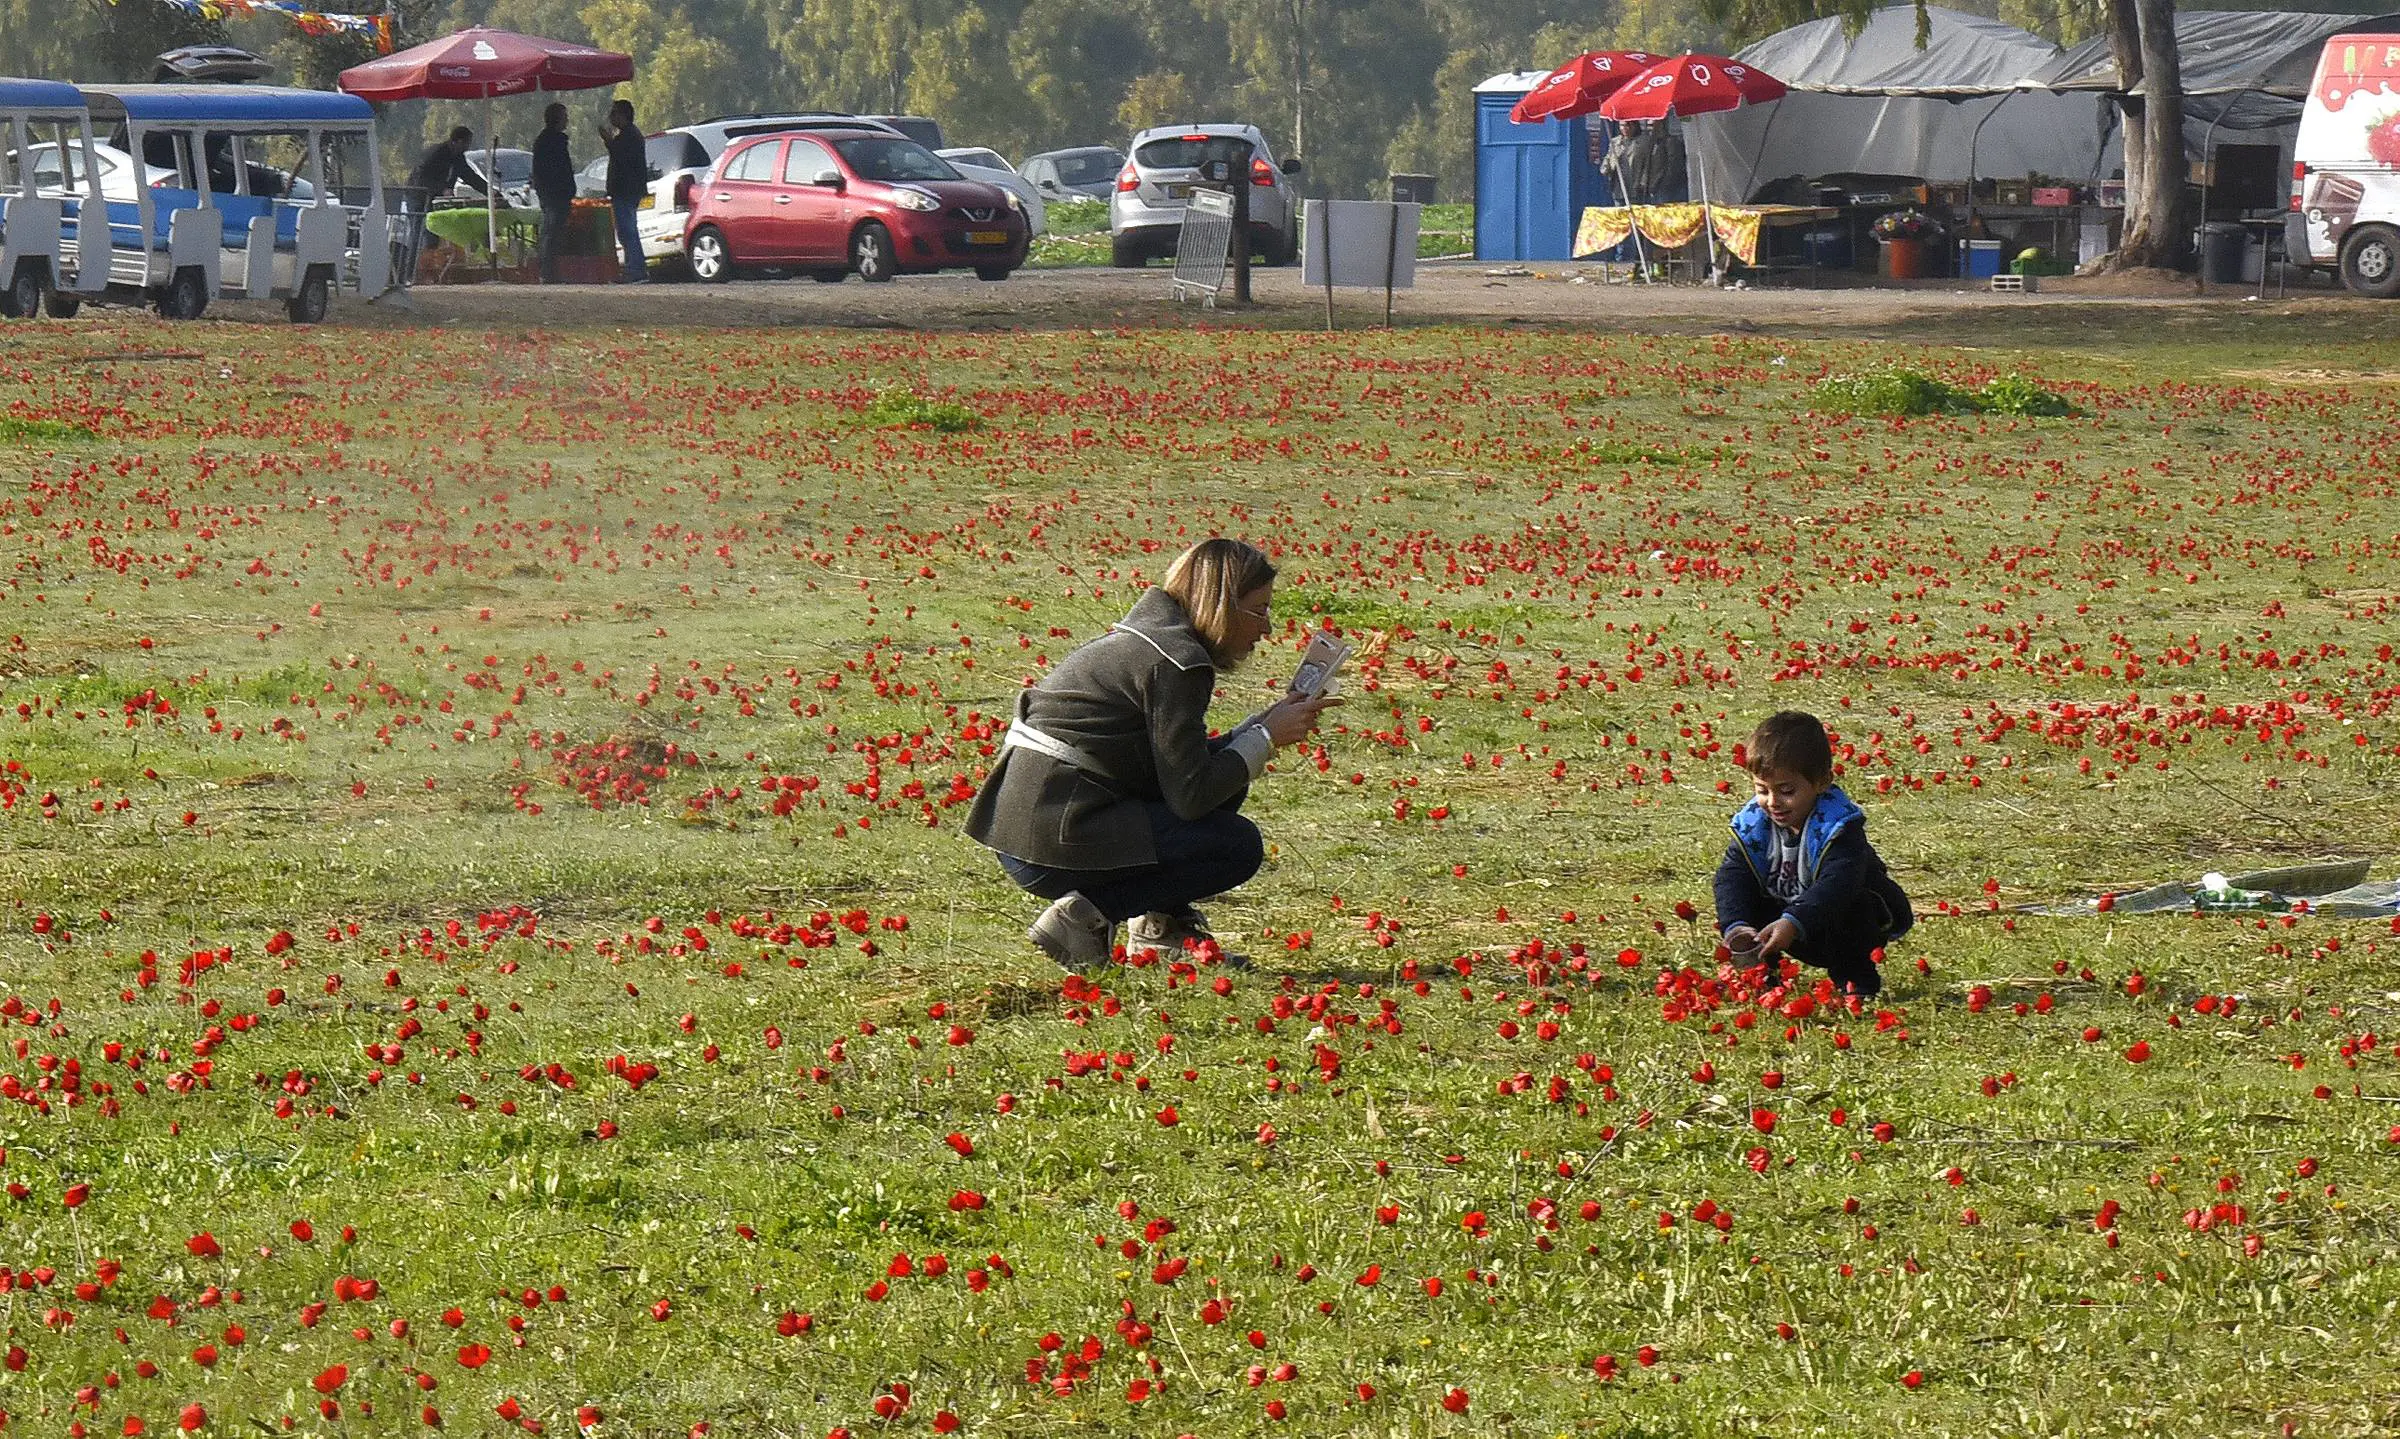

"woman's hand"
[1260,694,1343,748]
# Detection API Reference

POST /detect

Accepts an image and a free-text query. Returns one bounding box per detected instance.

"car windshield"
[1055,150,1122,184]
[1135,136,1267,171]
[949,149,1009,171]
[833,137,958,182]
[469,150,532,185]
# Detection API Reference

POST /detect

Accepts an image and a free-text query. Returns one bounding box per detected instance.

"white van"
[2291,34,2400,294]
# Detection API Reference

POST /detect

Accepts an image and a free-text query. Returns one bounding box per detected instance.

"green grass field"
[0,309,2396,1438]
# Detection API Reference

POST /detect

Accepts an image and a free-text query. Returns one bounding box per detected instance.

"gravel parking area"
[301,258,2380,338]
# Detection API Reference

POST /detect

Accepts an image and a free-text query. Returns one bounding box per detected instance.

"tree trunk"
[1284,0,1309,158]
[2106,0,2147,247]
[2114,0,2190,269]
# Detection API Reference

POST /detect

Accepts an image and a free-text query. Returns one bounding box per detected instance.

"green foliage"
[1810,367,2076,418]
[859,388,983,431]
[0,416,93,444]
[1975,371,2077,417]
[1809,366,1974,417]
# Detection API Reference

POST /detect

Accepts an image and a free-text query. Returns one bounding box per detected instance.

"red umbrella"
[1594,54,1786,123]
[337,27,632,101]
[1598,55,1786,277]
[340,28,634,274]
[1508,51,1666,125]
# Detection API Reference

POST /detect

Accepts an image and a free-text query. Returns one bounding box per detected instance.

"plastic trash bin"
[1959,238,2003,279]
[2200,221,2247,284]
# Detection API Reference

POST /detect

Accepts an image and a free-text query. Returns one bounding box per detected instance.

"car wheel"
[974,265,1013,282]
[2340,225,2400,298]
[1110,235,1149,268]
[0,263,41,320]
[688,226,734,284]
[286,266,331,325]
[43,289,80,319]
[809,268,848,284]
[851,221,895,283]
[156,266,208,321]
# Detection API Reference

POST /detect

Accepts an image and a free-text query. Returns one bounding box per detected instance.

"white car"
[13,139,172,201]
[460,148,535,210]
[14,139,313,204]
[936,147,1045,237]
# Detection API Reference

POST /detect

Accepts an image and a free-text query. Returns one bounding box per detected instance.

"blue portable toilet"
[1474,70,1618,261]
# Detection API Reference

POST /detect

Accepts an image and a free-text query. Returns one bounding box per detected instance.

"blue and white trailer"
[5,80,397,323]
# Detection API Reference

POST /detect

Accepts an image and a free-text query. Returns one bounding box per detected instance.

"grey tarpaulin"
[1688,6,2111,204]
[2029,858,2400,920]
[2027,9,2400,130]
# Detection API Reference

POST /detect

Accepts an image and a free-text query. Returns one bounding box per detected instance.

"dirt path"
[285,255,2400,340]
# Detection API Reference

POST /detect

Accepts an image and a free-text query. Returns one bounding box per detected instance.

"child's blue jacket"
[1714,785,1913,954]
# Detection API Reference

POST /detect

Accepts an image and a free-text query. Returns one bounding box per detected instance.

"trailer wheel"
[156,266,209,321]
[43,290,80,319]
[287,266,332,325]
[0,262,42,320]
[2340,225,2400,298]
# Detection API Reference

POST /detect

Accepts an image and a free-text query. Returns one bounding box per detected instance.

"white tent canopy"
[1689,6,2113,202]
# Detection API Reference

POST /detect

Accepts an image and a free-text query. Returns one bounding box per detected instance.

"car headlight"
[1002,190,1023,213]
[893,188,940,213]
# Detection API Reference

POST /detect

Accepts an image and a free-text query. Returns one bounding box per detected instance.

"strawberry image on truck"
[2292,35,2400,294]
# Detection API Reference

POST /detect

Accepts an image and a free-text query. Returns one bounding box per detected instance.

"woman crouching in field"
[965,539,1340,970]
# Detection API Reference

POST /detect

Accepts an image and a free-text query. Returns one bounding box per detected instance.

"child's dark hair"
[1746,711,1834,782]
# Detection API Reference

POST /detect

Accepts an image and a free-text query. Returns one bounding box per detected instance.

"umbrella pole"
[486,90,500,282]
[1694,118,1717,283]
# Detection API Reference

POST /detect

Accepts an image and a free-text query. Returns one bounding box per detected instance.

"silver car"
[1108,124,1300,268]
[1023,146,1125,202]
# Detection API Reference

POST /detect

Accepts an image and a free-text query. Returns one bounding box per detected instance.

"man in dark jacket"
[600,99,649,283]
[1713,711,1912,997]
[531,103,576,283]
[408,126,485,255]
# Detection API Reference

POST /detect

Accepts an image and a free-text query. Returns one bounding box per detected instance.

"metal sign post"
[1229,139,1253,305]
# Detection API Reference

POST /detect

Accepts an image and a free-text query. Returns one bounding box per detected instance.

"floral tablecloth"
[1575,205,1839,266]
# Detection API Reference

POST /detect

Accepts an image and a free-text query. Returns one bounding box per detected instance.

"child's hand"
[1722,925,1759,955]
[1755,918,1802,960]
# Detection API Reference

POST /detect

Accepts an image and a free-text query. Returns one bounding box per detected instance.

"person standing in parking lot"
[601,99,649,283]
[532,104,577,284]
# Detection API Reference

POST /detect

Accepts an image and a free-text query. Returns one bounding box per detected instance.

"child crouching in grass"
[1714,710,1913,998]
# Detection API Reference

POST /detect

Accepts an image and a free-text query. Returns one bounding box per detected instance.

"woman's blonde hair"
[1161,538,1276,666]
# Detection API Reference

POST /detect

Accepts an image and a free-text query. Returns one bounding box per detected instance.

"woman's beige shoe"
[1029,892,1112,972]
[1127,906,1211,953]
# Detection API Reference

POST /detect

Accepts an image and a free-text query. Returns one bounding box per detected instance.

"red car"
[682,128,1028,284]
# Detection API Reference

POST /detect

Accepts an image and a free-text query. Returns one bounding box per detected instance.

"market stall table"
[1576,203,1838,276]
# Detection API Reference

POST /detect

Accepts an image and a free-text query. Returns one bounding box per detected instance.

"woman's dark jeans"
[997,801,1263,923]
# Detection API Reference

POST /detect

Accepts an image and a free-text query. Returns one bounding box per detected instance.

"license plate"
[966,229,1007,246]
[1164,183,1192,199]
[637,195,654,209]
